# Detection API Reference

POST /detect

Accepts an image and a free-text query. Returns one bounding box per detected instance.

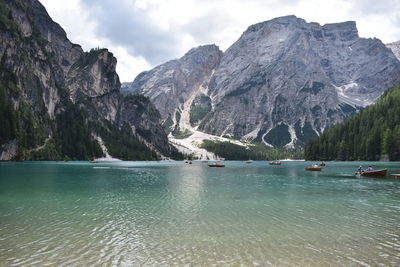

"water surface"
[1,161,399,266]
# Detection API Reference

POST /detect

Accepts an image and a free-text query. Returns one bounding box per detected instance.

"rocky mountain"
[121,45,223,134]
[386,40,400,61]
[123,15,400,148]
[0,0,181,160]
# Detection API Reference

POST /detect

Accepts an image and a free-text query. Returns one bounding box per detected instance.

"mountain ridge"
[0,0,181,160]
[123,15,400,149]
[386,40,400,61]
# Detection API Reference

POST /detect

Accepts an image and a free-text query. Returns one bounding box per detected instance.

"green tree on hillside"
[305,84,400,161]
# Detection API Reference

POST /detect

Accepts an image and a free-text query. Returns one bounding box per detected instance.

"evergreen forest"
[200,140,303,160]
[305,84,400,161]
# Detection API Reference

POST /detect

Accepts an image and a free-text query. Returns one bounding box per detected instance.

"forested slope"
[0,0,182,160]
[305,84,400,161]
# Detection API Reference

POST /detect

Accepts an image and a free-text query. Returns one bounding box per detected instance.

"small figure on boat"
[313,163,319,168]
[357,165,363,174]
[355,167,387,177]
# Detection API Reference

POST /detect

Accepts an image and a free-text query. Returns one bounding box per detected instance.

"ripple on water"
[0,161,400,266]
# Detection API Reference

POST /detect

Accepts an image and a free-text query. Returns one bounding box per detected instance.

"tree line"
[305,84,400,161]
[200,140,303,160]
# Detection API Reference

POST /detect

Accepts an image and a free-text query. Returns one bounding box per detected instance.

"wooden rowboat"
[305,166,322,171]
[208,163,225,167]
[357,169,387,177]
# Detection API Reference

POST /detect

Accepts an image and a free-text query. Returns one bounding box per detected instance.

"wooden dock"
[390,174,400,178]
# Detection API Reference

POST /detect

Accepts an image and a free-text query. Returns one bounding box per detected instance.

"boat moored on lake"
[269,161,281,165]
[305,166,322,171]
[356,168,388,177]
[305,167,322,171]
[208,162,225,167]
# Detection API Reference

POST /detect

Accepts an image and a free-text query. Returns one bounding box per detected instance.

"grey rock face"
[386,40,400,61]
[0,140,17,161]
[125,15,400,147]
[117,95,172,153]
[67,49,121,102]
[122,45,223,122]
[0,0,175,159]
[201,16,400,146]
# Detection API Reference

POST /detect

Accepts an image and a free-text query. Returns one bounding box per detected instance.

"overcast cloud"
[40,0,400,82]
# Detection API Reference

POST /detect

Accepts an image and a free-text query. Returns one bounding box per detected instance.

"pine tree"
[305,84,400,161]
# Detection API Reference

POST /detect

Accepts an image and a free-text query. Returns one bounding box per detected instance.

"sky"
[40,0,400,82]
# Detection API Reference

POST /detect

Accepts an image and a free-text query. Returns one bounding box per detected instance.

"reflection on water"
[166,165,205,215]
[0,161,399,266]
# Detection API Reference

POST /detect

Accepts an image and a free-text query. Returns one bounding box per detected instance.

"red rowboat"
[208,163,225,167]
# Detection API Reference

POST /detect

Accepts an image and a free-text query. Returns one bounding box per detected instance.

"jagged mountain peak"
[122,44,223,123]
[240,16,359,50]
[322,20,357,30]
[67,47,121,102]
[245,15,303,32]
[178,44,222,70]
[386,40,400,61]
[201,16,400,147]
[25,0,69,40]
[184,44,221,57]
[244,15,358,38]
[123,16,400,150]
[0,0,181,160]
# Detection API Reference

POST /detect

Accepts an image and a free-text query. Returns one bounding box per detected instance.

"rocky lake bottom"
[0,161,399,266]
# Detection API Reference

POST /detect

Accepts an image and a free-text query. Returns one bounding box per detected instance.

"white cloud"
[110,46,152,84]
[39,0,98,50]
[40,0,400,82]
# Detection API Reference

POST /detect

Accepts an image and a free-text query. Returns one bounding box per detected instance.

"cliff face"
[122,44,223,133]
[200,16,400,147]
[123,15,400,148]
[386,40,400,61]
[0,0,179,160]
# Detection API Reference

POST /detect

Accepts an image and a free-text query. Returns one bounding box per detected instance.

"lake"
[0,161,399,266]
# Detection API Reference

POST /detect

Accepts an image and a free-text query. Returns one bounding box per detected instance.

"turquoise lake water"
[0,161,399,266]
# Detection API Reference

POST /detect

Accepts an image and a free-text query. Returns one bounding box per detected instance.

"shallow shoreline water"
[1,161,399,266]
